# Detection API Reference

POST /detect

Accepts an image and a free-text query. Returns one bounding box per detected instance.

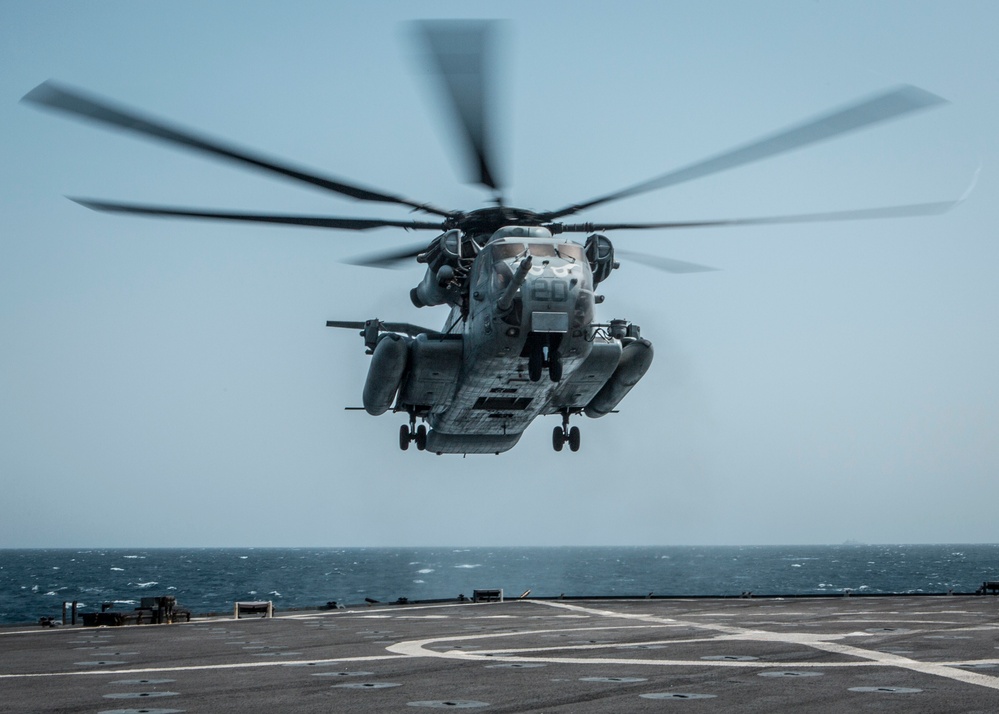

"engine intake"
[585,234,616,286]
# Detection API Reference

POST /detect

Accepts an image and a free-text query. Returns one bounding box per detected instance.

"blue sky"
[2,1,997,547]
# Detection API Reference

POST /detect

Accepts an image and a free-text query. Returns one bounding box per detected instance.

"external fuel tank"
[584,338,654,418]
[362,333,410,416]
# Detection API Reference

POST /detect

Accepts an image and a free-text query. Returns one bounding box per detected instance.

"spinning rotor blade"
[71,198,446,231]
[551,198,959,233]
[344,242,429,269]
[615,250,718,274]
[416,20,503,194]
[23,81,451,217]
[544,85,947,220]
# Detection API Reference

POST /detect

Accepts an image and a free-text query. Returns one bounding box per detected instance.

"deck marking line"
[528,600,999,691]
[0,654,407,680]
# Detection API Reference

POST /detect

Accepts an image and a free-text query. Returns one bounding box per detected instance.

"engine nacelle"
[411,230,463,308]
[410,268,451,308]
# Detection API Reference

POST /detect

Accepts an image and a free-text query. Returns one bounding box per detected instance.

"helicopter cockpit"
[472,234,590,298]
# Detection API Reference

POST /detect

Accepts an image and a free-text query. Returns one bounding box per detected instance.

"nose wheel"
[528,334,563,382]
[552,412,580,452]
[399,419,428,451]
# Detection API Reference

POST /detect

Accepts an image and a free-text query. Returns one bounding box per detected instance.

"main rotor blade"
[23,81,452,218]
[70,198,446,231]
[544,85,947,220]
[344,242,429,269]
[615,250,718,274]
[551,199,959,233]
[415,20,503,193]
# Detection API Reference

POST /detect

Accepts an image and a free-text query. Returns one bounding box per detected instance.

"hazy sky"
[2,1,997,548]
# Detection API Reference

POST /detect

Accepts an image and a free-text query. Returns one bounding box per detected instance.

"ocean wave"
[134,581,158,588]
[110,567,124,572]
[454,564,481,569]
[417,569,435,574]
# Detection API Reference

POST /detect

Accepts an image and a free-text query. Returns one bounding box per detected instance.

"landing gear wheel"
[548,352,563,382]
[415,424,428,451]
[568,426,581,452]
[399,424,410,451]
[529,342,543,382]
[552,426,565,452]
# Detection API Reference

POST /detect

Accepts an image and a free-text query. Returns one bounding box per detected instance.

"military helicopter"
[23,21,958,455]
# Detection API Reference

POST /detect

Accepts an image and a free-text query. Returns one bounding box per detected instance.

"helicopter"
[22,21,959,455]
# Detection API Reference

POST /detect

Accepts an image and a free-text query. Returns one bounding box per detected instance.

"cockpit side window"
[554,243,584,261]
[492,260,514,293]
[471,249,492,297]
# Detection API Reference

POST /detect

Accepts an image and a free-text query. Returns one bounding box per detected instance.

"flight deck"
[2,596,998,712]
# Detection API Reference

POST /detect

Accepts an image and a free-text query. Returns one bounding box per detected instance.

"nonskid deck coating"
[1,596,998,713]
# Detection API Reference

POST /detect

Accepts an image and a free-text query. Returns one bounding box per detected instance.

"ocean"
[2,545,997,626]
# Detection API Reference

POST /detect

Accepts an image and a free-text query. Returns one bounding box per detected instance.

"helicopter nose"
[522,272,579,334]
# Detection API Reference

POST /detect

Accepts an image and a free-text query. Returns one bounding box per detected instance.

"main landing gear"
[552,411,580,452]
[528,333,563,382]
[399,415,427,451]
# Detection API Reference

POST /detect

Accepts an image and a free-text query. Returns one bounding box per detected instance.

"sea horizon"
[3,544,998,626]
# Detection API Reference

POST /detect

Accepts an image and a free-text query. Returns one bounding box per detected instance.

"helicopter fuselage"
[342,227,654,454]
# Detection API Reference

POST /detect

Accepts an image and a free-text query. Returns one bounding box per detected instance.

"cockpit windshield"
[490,242,584,263]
